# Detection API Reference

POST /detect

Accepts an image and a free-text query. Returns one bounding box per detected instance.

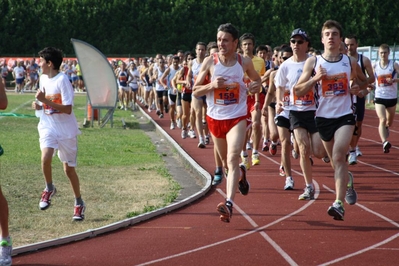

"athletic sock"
[46,183,54,192]
[75,196,84,206]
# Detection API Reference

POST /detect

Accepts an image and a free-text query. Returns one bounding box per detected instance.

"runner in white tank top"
[294,20,364,221]
[192,23,261,223]
[372,44,399,153]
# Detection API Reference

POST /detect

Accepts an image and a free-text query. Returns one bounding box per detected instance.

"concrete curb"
[13,106,212,256]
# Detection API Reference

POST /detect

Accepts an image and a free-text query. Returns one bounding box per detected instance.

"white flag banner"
[71,39,117,108]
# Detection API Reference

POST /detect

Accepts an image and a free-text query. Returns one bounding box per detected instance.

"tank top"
[167,66,180,94]
[118,70,128,87]
[206,53,247,120]
[314,54,353,119]
[155,66,165,91]
[373,60,397,99]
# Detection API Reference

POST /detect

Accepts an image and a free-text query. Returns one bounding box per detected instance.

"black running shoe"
[238,164,250,195]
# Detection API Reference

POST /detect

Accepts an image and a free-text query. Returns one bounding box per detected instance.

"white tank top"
[373,60,397,99]
[206,53,247,120]
[155,67,165,91]
[314,55,353,119]
[192,58,202,83]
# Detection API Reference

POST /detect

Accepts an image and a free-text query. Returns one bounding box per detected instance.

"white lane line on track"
[137,156,319,266]
[320,185,399,265]
[0,100,33,120]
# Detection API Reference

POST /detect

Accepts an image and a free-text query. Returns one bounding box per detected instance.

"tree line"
[0,0,398,57]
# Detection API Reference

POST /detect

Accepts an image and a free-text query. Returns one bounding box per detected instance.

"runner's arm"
[294,57,319,97]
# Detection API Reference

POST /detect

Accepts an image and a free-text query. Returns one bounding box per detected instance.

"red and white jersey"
[314,55,353,119]
[373,60,398,99]
[206,53,247,120]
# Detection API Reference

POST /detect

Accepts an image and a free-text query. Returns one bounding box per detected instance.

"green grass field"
[0,93,180,247]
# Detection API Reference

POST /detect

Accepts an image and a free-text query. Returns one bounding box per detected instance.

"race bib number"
[377,74,392,87]
[283,90,290,107]
[43,93,62,115]
[214,82,240,105]
[322,73,348,97]
[294,90,314,106]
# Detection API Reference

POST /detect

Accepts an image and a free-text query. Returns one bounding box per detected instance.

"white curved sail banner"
[71,39,117,108]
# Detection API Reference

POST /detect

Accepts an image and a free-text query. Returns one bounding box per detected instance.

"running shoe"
[0,239,12,266]
[205,135,210,145]
[212,171,223,186]
[238,164,250,195]
[284,176,294,190]
[170,121,175,130]
[355,146,362,157]
[188,130,197,139]
[252,153,260,166]
[291,149,299,159]
[327,200,345,221]
[177,119,182,129]
[345,171,357,205]
[322,156,330,163]
[217,200,233,223]
[39,187,57,210]
[269,143,277,155]
[262,141,269,152]
[246,141,252,150]
[198,140,206,149]
[279,165,285,176]
[383,141,391,153]
[156,109,161,115]
[298,185,315,200]
[73,201,86,221]
[181,130,188,139]
[348,152,357,165]
[241,155,250,170]
[159,113,164,118]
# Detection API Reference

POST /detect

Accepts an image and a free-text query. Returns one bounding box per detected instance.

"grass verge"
[0,93,181,247]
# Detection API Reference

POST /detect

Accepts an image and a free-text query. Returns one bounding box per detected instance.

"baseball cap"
[290,28,309,41]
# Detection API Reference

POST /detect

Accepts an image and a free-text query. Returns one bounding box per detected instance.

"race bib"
[283,89,290,106]
[214,82,240,105]
[377,74,392,87]
[43,93,62,115]
[294,90,314,106]
[321,73,348,97]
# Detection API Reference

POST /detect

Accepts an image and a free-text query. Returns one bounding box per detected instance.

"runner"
[372,43,399,153]
[239,33,265,168]
[187,42,209,148]
[193,23,261,222]
[344,35,375,163]
[294,20,364,220]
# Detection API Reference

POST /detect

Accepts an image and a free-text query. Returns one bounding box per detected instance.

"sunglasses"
[290,39,304,45]
[187,58,194,60]
[282,56,290,61]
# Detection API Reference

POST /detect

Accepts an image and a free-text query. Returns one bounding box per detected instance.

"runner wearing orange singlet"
[239,33,265,169]
[193,23,261,223]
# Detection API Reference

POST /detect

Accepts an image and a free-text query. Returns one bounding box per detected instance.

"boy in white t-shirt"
[32,47,85,221]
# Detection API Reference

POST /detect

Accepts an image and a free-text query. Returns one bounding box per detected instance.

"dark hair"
[239,33,255,45]
[196,42,207,48]
[172,55,180,61]
[345,34,358,43]
[280,46,293,54]
[256,45,268,53]
[217,23,239,40]
[38,47,63,70]
[322,20,343,37]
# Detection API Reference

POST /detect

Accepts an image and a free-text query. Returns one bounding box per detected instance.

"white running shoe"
[284,176,294,190]
[348,152,357,165]
[188,130,196,139]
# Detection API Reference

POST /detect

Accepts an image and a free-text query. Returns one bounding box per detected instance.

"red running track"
[14,109,399,266]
